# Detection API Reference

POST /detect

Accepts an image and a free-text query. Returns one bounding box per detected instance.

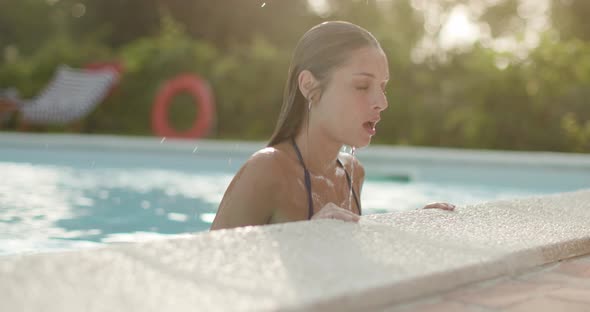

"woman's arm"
[210,152,281,230]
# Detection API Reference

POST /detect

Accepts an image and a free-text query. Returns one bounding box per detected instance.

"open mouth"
[363,121,377,135]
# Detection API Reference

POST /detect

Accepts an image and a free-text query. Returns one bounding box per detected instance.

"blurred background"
[0,0,589,152]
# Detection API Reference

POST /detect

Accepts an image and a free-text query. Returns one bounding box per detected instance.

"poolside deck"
[386,253,590,311]
[1,189,589,311]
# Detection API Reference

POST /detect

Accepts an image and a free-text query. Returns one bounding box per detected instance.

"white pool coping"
[1,189,589,311]
[1,133,590,311]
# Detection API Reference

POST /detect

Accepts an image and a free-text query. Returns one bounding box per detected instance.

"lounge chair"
[0,64,120,128]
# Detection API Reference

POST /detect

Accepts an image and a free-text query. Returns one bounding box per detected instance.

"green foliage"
[1,0,589,153]
[0,33,112,98]
[88,13,289,138]
[88,13,219,134]
[562,113,590,152]
[211,36,290,139]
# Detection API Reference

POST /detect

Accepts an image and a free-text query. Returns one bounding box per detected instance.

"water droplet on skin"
[160,137,166,143]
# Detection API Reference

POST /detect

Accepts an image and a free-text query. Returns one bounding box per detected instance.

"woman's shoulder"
[249,145,291,167]
[241,145,294,180]
[216,146,290,209]
[211,146,289,230]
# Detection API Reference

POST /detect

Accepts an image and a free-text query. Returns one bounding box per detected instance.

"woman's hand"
[423,202,455,211]
[311,202,360,222]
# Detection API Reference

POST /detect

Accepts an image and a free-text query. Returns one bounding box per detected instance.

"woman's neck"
[293,126,342,176]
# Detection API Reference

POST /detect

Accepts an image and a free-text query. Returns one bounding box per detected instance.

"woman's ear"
[297,70,318,101]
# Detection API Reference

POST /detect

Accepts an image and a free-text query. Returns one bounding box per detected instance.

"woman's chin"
[359,139,371,148]
[351,136,372,149]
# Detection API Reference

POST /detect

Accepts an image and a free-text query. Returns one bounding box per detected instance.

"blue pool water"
[1,135,589,256]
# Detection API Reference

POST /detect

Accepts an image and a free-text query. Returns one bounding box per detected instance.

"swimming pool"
[1,133,589,256]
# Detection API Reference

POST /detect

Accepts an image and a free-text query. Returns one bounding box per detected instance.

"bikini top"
[291,137,361,219]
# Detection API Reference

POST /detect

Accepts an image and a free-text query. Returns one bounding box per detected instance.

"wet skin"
[211,47,453,231]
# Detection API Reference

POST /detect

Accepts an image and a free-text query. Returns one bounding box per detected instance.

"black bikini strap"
[336,159,362,216]
[291,138,314,219]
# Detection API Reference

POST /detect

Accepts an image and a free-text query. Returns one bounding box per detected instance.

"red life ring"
[151,74,215,139]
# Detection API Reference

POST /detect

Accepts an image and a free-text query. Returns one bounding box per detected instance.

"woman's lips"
[363,121,376,136]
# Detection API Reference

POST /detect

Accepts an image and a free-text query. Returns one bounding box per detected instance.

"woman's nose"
[373,92,388,111]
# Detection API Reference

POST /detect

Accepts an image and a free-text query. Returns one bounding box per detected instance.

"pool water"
[1,135,588,256]
[0,162,227,254]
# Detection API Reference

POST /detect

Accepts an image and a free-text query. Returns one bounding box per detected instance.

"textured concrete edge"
[1,192,589,312]
[285,233,590,311]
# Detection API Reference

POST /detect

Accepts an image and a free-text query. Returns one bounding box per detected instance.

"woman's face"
[313,46,389,148]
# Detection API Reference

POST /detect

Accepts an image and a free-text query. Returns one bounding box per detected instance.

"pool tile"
[516,272,590,289]
[547,286,590,304]
[444,280,562,308]
[504,297,589,312]
[384,300,485,312]
[554,261,590,278]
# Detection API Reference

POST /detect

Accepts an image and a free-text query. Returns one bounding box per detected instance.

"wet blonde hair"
[267,21,381,146]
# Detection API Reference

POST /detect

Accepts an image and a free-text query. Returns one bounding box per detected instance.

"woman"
[211,21,453,230]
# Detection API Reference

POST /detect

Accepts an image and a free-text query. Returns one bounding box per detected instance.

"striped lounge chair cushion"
[20,65,118,125]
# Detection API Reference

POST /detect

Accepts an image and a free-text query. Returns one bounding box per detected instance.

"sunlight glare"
[307,0,330,17]
[439,5,480,50]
